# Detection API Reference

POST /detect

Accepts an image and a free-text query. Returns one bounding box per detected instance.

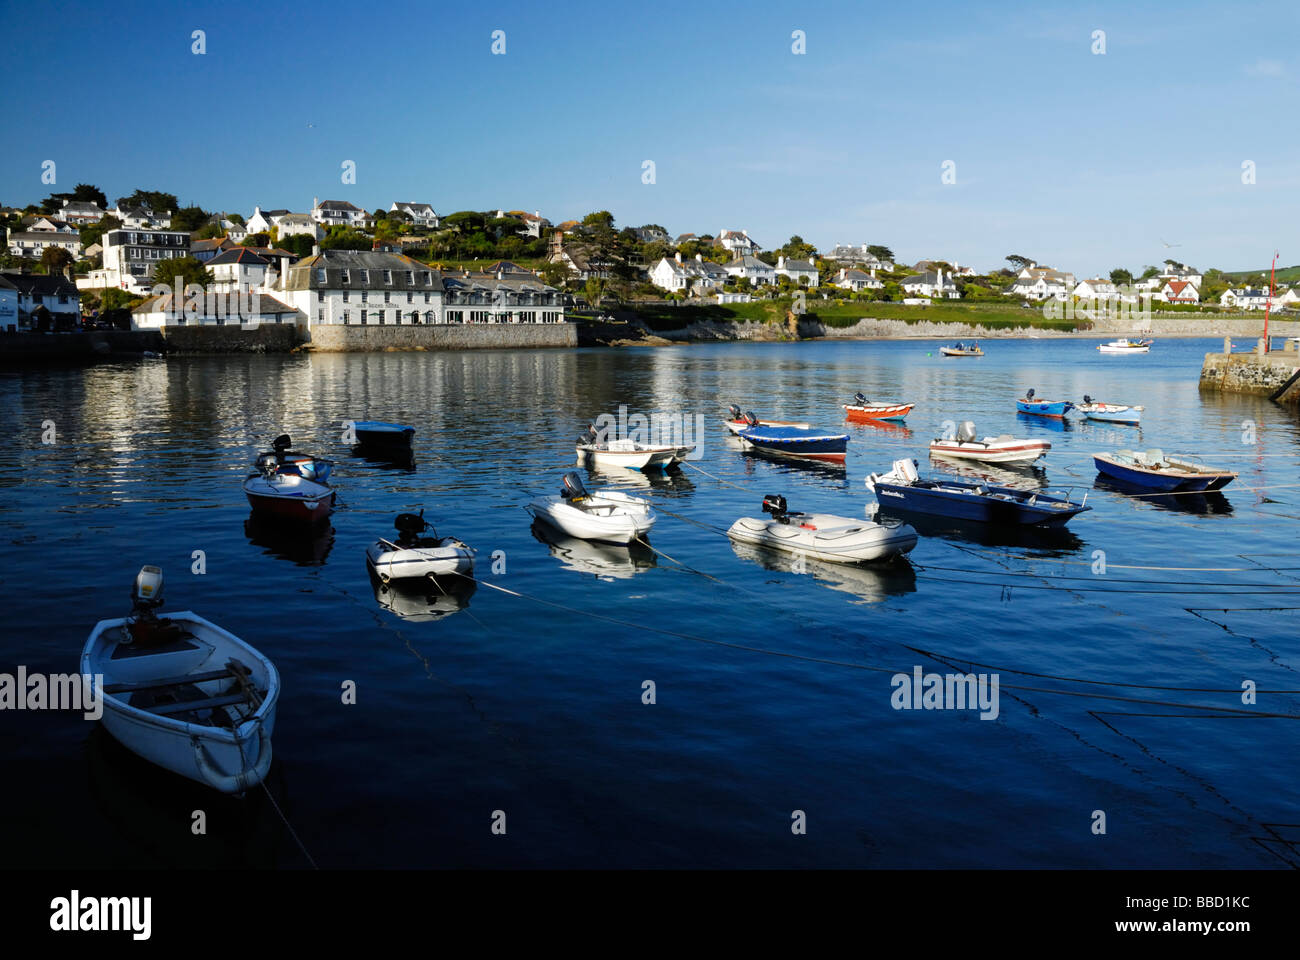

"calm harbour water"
[1,337,1298,869]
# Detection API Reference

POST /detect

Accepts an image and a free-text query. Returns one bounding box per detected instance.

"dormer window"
[421,271,431,285]
[359,269,368,283]
[316,268,326,284]
[405,271,413,285]
[340,269,350,285]
[383,270,392,285]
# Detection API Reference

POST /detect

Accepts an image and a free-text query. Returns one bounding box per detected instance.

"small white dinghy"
[929,420,1051,464]
[365,510,474,582]
[575,426,679,471]
[526,472,656,545]
[727,494,917,564]
[82,566,278,795]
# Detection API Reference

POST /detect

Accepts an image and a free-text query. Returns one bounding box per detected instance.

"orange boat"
[843,393,914,423]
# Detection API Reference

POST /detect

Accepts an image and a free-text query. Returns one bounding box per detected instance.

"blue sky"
[1,0,1296,276]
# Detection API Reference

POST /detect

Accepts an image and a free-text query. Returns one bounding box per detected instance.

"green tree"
[584,277,606,307]
[277,233,317,258]
[148,255,212,292]
[40,183,107,213]
[866,244,894,262]
[79,214,122,250]
[240,232,272,247]
[1109,268,1133,286]
[780,236,817,261]
[171,205,210,232]
[40,247,74,275]
[117,189,180,214]
[539,260,574,288]
[193,222,224,241]
[1005,255,1034,271]
[1139,265,1160,280]
[321,226,372,251]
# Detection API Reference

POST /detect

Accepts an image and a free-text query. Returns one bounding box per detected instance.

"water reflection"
[1015,412,1074,432]
[728,542,917,603]
[244,515,335,565]
[84,726,285,868]
[368,568,476,622]
[928,457,1049,490]
[530,519,657,579]
[888,512,1086,553]
[1092,475,1234,515]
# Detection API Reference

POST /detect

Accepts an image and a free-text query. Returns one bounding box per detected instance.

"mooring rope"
[259,781,319,869]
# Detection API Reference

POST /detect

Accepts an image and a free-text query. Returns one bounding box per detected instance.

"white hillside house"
[775,256,818,287]
[834,267,883,292]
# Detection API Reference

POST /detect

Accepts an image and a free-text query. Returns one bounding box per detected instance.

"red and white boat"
[843,393,914,423]
[243,471,335,523]
[929,421,1050,464]
[723,404,809,436]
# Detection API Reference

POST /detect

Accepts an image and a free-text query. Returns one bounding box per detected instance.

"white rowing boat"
[526,472,656,544]
[82,566,278,795]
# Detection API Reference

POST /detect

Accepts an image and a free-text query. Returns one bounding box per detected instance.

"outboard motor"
[394,510,429,547]
[743,411,759,427]
[1025,388,1036,401]
[578,424,599,445]
[727,404,742,421]
[956,421,977,443]
[561,471,588,501]
[131,565,165,617]
[1082,394,1092,405]
[762,494,789,523]
[255,452,279,476]
[853,392,868,406]
[272,434,292,457]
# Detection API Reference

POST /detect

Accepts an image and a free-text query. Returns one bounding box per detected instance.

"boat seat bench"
[104,668,239,695]
[146,692,252,717]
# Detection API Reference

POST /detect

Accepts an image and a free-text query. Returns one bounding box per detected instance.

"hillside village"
[0,183,1293,332]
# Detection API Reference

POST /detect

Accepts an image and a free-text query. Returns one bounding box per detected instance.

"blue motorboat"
[865,458,1090,527]
[737,414,848,463]
[1093,450,1237,492]
[351,420,415,453]
[1078,395,1142,425]
[258,434,333,482]
[1015,388,1073,419]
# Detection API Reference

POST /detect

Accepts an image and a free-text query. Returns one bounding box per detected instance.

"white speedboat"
[575,426,678,470]
[365,511,475,582]
[82,566,278,795]
[929,421,1050,464]
[1098,338,1153,353]
[723,404,810,436]
[727,495,917,563]
[526,472,656,544]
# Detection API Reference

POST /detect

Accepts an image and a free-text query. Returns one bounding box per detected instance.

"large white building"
[311,199,370,228]
[83,228,191,293]
[775,256,818,287]
[391,202,440,228]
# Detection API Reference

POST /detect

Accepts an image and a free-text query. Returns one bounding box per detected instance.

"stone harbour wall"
[159,323,306,353]
[307,323,577,352]
[1199,346,1300,401]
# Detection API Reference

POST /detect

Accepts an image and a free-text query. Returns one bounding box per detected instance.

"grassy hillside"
[806,301,1082,330]
[1222,265,1300,284]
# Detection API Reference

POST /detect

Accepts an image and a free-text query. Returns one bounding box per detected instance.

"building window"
[405,271,413,284]
[361,291,368,302]
[358,270,368,283]
[406,292,412,303]
[342,290,349,302]
[382,270,392,285]
[423,292,430,304]
[341,269,350,285]
[421,271,431,285]
[317,290,324,302]
[316,269,326,283]
[344,310,350,324]
[317,309,323,323]
[383,292,390,303]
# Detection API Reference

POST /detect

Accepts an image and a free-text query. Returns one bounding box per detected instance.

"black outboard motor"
[561,471,588,501]
[272,434,292,458]
[1082,394,1092,405]
[762,494,789,523]
[743,411,759,426]
[1025,388,1036,401]
[853,392,868,405]
[727,404,742,421]
[394,510,430,547]
[578,424,599,445]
